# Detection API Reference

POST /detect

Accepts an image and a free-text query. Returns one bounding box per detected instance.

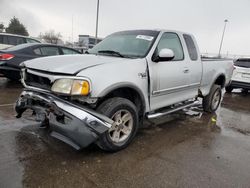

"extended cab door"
[182,34,202,98]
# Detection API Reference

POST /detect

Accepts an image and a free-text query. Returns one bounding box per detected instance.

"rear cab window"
[183,34,198,61]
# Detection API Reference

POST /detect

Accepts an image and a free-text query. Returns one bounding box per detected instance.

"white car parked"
[226,58,250,93]
[0,33,41,50]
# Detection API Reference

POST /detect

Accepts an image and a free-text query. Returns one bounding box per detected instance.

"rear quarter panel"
[200,59,233,96]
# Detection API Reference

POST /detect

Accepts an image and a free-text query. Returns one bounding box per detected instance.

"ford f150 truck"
[15,29,234,152]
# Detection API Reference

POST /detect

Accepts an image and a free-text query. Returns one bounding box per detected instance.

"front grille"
[25,71,52,90]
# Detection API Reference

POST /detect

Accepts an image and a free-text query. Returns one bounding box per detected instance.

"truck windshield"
[234,59,250,68]
[88,30,159,58]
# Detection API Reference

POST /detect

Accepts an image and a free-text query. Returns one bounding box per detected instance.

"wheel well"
[97,87,145,119]
[214,75,226,88]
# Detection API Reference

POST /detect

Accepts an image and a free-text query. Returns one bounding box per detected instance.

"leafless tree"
[39,30,62,44]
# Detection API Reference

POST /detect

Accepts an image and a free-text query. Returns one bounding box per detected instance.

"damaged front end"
[15,89,114,150]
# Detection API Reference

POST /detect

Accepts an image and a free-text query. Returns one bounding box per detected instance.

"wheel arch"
[97,84,147,119]
[214,74,226,88]
[199,74,226,97]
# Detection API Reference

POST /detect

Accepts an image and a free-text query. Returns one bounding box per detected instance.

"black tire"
[202,84,222,113]
[96,97,139,152]
[225,86,233,93]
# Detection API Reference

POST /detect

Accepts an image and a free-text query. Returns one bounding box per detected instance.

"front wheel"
[202,84,222,113]
[96,97,139,152]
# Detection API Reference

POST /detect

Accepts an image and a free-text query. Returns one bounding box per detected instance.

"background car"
[0,43,82,80]
[226,58,250,93]
[0,33,41,50]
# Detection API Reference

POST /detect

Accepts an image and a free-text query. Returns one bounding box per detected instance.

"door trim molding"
[152,83,200,96]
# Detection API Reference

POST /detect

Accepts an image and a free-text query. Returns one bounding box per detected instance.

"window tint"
[33,48,42,55]
[156,33,184,61]
[8,36,25,45]
[16,37,25,45]
[62,48,79,54]
[26,38,40,43]
[7,36,17,45]
[183,34,198,61]
[234,59,250,68]
[3,36,8,44]
[0,35,8,44]
[39,47,60,56]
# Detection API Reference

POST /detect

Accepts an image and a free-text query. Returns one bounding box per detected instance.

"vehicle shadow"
[0,77,22,89]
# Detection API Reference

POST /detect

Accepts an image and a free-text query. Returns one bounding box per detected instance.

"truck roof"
[114,29,194,37]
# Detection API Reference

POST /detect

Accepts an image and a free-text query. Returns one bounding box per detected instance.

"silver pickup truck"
[15,29,234,151]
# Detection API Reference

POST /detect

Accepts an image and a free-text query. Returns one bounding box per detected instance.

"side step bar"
[147,100,200,119]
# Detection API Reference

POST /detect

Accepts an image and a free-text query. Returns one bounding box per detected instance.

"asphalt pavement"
[0,77,250,188]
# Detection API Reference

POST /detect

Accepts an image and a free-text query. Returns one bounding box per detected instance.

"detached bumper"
[15,89,114,150]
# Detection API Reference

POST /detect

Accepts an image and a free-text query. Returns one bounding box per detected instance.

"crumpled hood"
[23,54,128,74]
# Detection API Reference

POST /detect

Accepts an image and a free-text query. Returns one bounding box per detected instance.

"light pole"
[218,19,228,57]
[95,0,100,44]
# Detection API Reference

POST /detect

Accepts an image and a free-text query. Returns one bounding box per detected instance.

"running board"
[147,100,200,119]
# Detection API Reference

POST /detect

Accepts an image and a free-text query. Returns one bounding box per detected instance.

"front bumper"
[15,89,114,150]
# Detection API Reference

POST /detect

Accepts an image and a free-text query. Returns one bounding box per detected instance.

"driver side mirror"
[153,48,175,62]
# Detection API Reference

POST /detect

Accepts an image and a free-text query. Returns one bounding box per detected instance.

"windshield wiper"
[98,50,124,58]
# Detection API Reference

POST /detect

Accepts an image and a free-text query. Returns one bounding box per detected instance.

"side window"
[183,34,198,61]
[26,38,39,43]
[16,37,25,45]
[7,36,17,45]
[61,48,79,54]
[3,36,8,44]
[0,35,3,43]
[33,48,42,55]
[39,47,60,56]
[156,33,184,61]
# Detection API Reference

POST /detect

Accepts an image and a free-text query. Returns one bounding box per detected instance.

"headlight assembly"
[51,78,90,95]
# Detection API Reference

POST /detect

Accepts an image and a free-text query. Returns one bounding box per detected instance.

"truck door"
[148,32,192,111]
[182,34,202,97]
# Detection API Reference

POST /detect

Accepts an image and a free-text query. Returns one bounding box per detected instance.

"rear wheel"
[202,84,222,113]
[96,97,139,152]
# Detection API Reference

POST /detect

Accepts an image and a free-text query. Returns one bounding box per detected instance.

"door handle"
[183,68,189,73]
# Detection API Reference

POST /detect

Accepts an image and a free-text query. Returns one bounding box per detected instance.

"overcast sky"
[1,0,250,55]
